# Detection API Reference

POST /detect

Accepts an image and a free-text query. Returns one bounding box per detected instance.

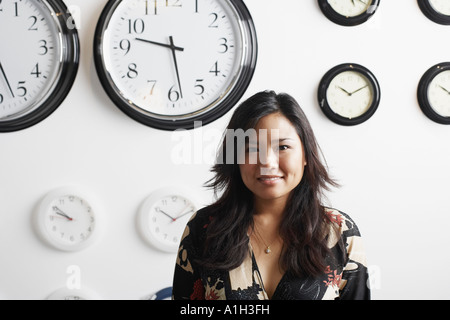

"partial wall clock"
[318,63,381,126]
[137,187,199,253]
[418,62,450,124]
[318,0,381,26]
[0,0,79,132]
[34,187,102,252]
[418,0,450,25]
[93,0,258,130]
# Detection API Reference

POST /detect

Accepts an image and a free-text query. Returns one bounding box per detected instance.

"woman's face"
[239,112,307,204]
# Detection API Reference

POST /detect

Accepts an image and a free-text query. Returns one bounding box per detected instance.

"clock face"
[138,188,198,253]
[327,0,372,17]
[326,70,374,119]
[318,0,380,26]
[428,70,450,117]
[429,0,450,15]
[418,62,450,124]
[0,0,79,132]
[35,187,100,252]
[419,0,450,24]
[318,63,381,126]
[94,0,257,130]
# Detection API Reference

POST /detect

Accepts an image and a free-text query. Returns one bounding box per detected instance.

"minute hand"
[350,85,368,95]
[135,38,184,52]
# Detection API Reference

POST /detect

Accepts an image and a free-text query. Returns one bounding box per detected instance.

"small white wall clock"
[418,62,450,124]
[0,0,79,132]
[318,63,381,126]
[93,0,258,130]
[46,287,102,300]
[318,0,381,26]
[34,187,102,252]
[137,187,199,253]
[418,0,450,25]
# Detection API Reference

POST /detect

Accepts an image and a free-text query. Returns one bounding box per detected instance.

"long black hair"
[200,90,338,277]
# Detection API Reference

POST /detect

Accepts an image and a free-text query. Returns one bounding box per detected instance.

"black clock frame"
[93,0,258,131]
[318,63,381,126]
[417,62,450,125]
[318,0,381,26]
[0,0,79,133]
[418,0,450,25]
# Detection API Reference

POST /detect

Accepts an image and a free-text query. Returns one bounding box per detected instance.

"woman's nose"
[259,146,279,173]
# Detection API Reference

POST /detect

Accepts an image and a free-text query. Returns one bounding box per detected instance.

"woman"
[172,91,370,300]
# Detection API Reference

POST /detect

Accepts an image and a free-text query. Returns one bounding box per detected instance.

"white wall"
[1,0,449,300]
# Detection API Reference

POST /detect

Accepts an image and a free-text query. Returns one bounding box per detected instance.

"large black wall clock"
[418,62,450,124]
[0,0,79,133]
[318,0,381,26]
[318,63,381,126]
[418,0,450,25]
[94,0,258,131]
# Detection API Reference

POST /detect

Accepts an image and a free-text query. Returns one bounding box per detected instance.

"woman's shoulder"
[183,205,214,240]
[324,207,362,238]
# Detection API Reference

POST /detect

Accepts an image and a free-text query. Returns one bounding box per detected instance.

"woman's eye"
[279,145,290,151]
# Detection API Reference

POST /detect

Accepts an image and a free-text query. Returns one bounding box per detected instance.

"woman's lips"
[257,176,283,185]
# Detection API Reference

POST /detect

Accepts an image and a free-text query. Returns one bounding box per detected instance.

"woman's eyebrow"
[278,138,295,143]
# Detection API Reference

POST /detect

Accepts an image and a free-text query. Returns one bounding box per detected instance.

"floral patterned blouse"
[172,207,370,300]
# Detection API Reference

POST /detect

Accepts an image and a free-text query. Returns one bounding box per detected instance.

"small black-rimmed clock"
[318,63,381,126]
[418,0,450,25]
[418,62,450,124]
[0,0,79,132]
[93,0,258,131]
[318,0,381,26]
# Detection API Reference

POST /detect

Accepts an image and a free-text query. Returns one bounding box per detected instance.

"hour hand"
[53,206,73,221]
[135,37,184,52]
[439,85,450,95]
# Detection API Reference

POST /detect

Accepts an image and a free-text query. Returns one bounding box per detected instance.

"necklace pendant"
[265,247,271,254]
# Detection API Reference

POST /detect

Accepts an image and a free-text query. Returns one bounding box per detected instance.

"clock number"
[28,16,38,31]
[209,13,219,28]
[119,39,131,55]
[128,18,145,34]
[38,40,49,55]
[0,94,3,104]
[210,61,220,77]
[194,79,205,95]
[147,80,157,95]
[194,0,199,13]
[31,64,42,78]
[218,38,229,53]
[168,85,180,102]
[13,2,19,17]
[17,81,27,97]
[127,63,138,79]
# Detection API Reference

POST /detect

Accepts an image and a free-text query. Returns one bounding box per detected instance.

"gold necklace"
[252,224,273,254]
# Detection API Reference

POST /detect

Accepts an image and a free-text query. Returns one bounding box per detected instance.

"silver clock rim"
[94,0,258,130]
[0,0,79,132]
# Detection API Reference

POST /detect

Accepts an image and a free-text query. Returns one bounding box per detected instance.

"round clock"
[46,287,102,300]
[0,0,79,132]
[318,63,381,126]
[418,0,450,25]
[137,187,199,253]
[93,0,258,130]
[34,187,101,252]
[318,0,381,26]
[418,62,450,124]
[147,287,173,300]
